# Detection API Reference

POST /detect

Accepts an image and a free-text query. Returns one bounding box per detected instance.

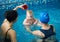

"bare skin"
[23,10,55,38]
[13,4,27,10]
[25,19,55,36]
[1,19,16,42]
[23,10,36,26]
[1,4,25,42]
[23,10,45,37]
[15,4,33,26]
[23,19,55,38]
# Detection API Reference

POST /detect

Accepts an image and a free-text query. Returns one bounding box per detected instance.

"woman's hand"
[34,19,38,25]
[13,4,27,10]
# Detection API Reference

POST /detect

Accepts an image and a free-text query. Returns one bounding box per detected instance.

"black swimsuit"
[40,25,58,42]
[4,28,11,42]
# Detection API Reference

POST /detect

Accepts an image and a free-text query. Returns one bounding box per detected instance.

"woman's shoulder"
[8,29,16,37]
[8,29,16,34]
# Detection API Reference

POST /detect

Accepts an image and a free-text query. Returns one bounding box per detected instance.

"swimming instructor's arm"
[13,6,21,10]
[25,26,45,38]
[13,4,26,10]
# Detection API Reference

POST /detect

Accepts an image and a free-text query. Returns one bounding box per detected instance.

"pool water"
[16,8,60,42]
[0,8,60,42]
[0,0,60,42]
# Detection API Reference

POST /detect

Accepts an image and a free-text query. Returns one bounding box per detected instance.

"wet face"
[27,10,33,17]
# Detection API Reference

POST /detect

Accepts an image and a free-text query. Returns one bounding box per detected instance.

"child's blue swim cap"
[39,11,49,24]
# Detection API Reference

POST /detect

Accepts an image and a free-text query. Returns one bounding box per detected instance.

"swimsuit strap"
[5,28,11,39]
[4,28,11,42]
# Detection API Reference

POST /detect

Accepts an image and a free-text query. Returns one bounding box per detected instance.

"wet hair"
[5,10,18,22]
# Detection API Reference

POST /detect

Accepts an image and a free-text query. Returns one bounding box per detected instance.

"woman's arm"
[13,4,26,10]
[24,25,45,38]
[13,6,19,10]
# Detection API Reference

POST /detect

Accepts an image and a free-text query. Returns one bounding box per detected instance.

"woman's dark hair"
[5,10,18,22]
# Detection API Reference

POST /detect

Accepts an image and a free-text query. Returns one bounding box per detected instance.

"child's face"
[26,10,33,17]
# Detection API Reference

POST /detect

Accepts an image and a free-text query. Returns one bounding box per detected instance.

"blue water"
[16,8,60,42]
[0,8,60,42]
[0,0,60,42]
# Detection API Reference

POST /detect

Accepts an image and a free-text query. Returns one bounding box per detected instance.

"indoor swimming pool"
[0,0,60,42]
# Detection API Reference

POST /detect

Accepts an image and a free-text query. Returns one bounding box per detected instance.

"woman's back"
[1,19,16,42]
